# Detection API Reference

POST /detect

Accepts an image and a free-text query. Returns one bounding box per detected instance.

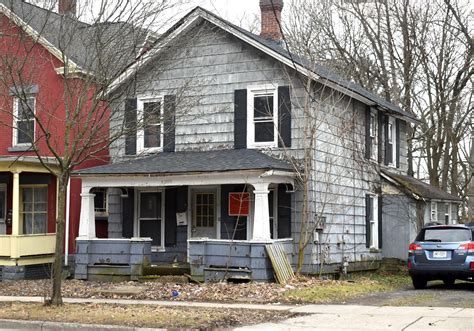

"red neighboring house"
[0,0,111,280]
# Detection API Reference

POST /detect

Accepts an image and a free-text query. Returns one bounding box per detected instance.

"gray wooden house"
[72,0,455,281]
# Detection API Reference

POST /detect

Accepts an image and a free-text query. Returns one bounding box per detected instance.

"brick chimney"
[58,0,77,17]
[259,0,284,40]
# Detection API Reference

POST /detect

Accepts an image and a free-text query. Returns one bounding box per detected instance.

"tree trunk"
[50,173,68,306]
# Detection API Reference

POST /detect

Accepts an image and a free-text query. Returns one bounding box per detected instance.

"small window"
[366,194,379,249]
[137,97,163,153]
[13,96,35,146]
[21,186,48,234]
[91,188,108,217]
[247,85,278,148]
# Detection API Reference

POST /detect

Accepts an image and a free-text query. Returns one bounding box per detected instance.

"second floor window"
[137,97,163,153]
[247,85,278,148]
[387,117,397,166]
[14,96,35,146]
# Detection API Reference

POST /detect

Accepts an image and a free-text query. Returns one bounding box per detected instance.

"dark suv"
[407,224,474,289]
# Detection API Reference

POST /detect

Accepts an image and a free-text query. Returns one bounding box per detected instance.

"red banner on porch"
[228,192,249,216]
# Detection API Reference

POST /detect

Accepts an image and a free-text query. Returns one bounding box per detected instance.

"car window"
[420,228,471,242]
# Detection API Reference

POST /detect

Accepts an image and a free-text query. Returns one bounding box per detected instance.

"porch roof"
[73,149,293,177]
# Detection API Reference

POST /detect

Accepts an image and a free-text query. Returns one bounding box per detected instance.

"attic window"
[137,96,163,153]
[13,96,36,146]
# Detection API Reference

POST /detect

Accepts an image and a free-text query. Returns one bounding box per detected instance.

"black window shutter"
[278,86,292,148]
[396,119,401,168]
[124,98,137,155]
[176,186,188,213]
[165,187,177,246]
[163,95,176,153]
[384,115,390,166]
[378,195,383,249]
[365,106,371,160]
[122,189,135,238]
[365,194,371,248]
[277,184,292,238]
[234,89,247,149]
[377,111,383,163]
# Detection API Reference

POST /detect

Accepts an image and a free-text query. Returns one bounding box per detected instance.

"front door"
[0,184,6,234]
[138,191,163,248]
[191,188,217,238]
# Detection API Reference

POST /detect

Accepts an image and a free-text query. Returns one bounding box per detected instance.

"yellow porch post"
[10,171,21,258]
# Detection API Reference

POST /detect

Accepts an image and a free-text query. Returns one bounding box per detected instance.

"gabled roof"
[0,0,148,74]
[73,149,293,176]
[108,6,418,123]
[382,170,461,202]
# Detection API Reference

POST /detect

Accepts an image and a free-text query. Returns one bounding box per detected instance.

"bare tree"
[284,0,473,210]
[0,0,197,305]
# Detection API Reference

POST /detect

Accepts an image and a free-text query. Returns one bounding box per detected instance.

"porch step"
[87,264,131,282]
[143,263,190,276]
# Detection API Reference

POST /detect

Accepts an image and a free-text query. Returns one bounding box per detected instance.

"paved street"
[236,305,474,331]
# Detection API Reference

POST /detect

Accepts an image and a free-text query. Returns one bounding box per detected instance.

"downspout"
[64,178,71,266]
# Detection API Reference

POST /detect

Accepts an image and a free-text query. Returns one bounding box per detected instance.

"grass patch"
[283,272,411,303]
[0,303,294,329]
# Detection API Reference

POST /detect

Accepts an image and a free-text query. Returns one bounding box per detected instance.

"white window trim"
[12,96,36,147]
[388,116,396,167]
[369,194,379,249]
[136,95,164,154]
[247,84,279,148]
[135,188,165,252]
[369,109,377,161]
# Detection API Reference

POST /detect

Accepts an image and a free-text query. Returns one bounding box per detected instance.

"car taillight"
[407,260,412,269]
[470,262,474,270]
[409,243,422,253]
[458,243,474,252]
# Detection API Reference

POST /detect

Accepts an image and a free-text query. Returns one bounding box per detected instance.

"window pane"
[18,98,34,120]
[23,202,33,212]
[255,122,274,142]
[23,213,33,234]
[22,188,33,203]
[140,193,161,219]
[35,187,48,202]
[17,120,34,144]
[140,219,161,246]
[144,125,161,148]
[144,102,161,123]
[33,213,47,234]
[254,95,273,118]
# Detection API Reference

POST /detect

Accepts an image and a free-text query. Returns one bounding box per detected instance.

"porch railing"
[0,234,56,259]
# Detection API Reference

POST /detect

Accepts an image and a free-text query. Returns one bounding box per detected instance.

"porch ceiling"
[73,149,294,177]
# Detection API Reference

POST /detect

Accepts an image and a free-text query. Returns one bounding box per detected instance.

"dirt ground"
[344,281,474,308]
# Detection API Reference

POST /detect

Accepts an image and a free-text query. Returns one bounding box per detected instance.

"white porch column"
[11,171,21,236]
[251,182,271,240]
[78,187,96,239]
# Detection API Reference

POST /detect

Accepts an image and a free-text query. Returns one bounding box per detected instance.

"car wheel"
[412,276,427,289]
[443,278,455,286]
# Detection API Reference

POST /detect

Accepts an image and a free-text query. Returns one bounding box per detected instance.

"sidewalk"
[0,296,472,330]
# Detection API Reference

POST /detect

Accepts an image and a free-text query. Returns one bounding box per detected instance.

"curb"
[0,319,164,331]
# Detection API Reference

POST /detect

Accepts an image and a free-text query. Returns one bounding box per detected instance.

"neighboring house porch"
[0,157,57,280]
[73,149,295,282]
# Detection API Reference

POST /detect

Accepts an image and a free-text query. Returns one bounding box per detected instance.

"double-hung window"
[430,202,437,222]
[21,186,48,234]
[137,97,163,153]
[366,194,379,249]
[13,96,35,146]
[247,85,278,148]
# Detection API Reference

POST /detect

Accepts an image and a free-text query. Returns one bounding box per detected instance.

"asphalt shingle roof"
[383,170,461,202]
[74,149,293,176]
[0,0,147,74]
